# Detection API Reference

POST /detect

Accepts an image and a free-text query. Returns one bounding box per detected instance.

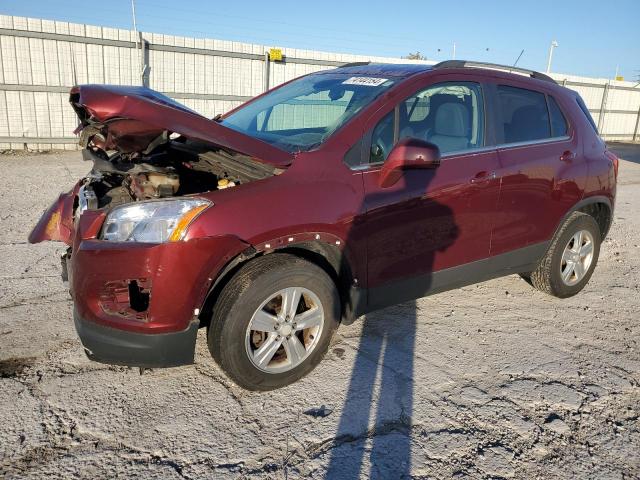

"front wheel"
[207,253,340,391]
[529,212,601,298]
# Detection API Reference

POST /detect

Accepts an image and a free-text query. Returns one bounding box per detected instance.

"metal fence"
[0,14,638,150]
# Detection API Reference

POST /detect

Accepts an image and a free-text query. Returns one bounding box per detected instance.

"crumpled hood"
[69,85,292,167]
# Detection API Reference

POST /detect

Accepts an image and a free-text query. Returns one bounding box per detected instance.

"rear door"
[489,82,584,256]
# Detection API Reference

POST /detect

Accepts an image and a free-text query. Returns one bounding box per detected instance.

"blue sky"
[1,0,638,80]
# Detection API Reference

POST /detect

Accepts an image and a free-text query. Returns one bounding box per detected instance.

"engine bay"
[76,139,283,217]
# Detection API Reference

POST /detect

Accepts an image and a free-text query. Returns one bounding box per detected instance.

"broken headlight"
[101,198,211,243]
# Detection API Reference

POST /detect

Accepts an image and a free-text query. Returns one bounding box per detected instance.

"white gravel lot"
[1,144,639,479]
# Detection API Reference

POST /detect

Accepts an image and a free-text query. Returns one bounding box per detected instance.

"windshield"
[221,73,396,152]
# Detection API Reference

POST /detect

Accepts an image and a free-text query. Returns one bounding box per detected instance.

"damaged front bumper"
[31,195,251,368]
[74,307,199,368]
[68,232,250,367]
[28,185,80,245]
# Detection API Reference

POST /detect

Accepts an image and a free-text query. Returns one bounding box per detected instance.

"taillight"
[605,150,619,179]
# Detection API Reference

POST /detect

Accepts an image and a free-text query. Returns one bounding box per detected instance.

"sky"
[1,0,638,80]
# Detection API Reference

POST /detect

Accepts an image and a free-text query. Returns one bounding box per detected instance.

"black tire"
[207,253,340,391]
[518,272,532,285]
[530,212,601,298]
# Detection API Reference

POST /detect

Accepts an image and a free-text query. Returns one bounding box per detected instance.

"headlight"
[101,198,211,243]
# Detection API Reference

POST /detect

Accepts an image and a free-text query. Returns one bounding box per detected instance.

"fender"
[200,231,366,326]
[28,185,79,245]
[553,195,613,238]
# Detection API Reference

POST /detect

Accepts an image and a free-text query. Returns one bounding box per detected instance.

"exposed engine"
[76,138,282,218]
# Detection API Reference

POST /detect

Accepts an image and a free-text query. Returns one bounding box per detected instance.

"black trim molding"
[359,242,549,315]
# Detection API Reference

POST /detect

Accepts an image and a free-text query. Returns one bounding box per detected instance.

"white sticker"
[342,76,388,87]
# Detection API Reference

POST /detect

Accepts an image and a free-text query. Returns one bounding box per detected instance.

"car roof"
[325,60,559,86]
[322,63,434,78]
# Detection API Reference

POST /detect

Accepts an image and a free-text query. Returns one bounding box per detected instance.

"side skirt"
[347,241,548,320]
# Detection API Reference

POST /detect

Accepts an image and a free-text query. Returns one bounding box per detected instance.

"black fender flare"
[198,233,363,326]
[552,195,613,243]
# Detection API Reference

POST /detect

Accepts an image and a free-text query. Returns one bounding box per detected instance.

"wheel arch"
[198,237,361,328]
[558,195,613,240]
[552,195,612,242]
[577,199,612,240]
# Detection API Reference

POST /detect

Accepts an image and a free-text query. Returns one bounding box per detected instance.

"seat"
[427,102,470,153]
[505,105,549,143]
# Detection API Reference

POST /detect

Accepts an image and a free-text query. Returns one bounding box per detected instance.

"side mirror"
[378,138,441,188]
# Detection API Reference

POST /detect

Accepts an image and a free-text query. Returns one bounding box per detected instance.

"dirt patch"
[0,357,36,378]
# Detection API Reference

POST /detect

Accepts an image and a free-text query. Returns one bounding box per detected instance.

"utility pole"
[546,40,558,73]
[130,0,147,87]
[131,0,138,38]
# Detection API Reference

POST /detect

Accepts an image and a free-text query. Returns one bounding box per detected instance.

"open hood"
[70,85,292,168]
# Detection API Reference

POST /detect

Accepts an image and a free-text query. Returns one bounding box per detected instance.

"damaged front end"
[30,84,290,248]
[27,84,289,367]
[28,187,78,245]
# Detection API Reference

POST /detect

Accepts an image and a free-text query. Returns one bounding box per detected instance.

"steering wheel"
[371,138,388,161]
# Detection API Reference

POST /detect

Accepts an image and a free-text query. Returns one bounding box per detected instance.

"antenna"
[513,49,524,67]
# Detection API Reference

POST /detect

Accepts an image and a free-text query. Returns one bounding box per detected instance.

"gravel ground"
[1,144,639,479]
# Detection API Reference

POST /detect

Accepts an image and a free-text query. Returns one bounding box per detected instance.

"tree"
[404,51,426,61]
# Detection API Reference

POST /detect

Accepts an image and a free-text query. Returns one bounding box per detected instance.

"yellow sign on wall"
[615,75,624,81]
[269,48,283,62]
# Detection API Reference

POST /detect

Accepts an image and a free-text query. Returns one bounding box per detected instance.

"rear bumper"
[74,307,199,368]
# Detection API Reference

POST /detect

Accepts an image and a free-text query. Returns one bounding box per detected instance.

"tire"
[207,253,340,391]
[530,212,601,298]
[518,272,532,285]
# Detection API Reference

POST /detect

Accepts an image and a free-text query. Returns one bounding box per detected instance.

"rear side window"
[497,85,550,143]
[576,95,599,134]
[548,96,568,137]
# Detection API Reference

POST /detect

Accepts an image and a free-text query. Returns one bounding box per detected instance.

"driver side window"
[368,81,484,164]
[369,110,395,164]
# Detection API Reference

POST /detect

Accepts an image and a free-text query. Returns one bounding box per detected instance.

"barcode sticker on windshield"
[342,77,388,86]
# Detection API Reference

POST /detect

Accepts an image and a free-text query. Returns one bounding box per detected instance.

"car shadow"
[325,166,458,478]
[607,142,640,166]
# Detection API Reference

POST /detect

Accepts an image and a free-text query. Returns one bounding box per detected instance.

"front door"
[359,80,501,309]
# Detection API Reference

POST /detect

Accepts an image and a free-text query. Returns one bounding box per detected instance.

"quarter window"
[548,96,568,137]
[497,85,550,143]
[576,95,599,134]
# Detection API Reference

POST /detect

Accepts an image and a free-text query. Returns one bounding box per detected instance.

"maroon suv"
[30,61,618,390]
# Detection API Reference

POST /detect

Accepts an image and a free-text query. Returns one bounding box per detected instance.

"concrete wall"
[0,14,638,150]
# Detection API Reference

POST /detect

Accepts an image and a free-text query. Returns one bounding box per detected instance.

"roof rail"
[338,61,371,68]
[433,60,557,84]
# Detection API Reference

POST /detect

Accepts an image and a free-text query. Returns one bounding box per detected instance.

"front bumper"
[74,307,198,368]
[68,234,249,367]
[31,192,252,366]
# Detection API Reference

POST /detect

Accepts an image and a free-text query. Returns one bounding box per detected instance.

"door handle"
[470,171,497,184]
[560,150,576,162]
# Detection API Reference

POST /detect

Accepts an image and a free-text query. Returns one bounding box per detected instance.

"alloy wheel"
[560,229,595,286]
[245,287,325,373]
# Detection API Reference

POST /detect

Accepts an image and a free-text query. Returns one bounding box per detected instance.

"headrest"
[511,105,545,127]
[434,102,469,137]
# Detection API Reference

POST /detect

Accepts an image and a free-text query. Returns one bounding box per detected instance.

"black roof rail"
[433,60,557,84]
[338,61,371,68]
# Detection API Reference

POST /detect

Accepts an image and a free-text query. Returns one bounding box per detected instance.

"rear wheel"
[529,212,601,298]
[207,253,340,390]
